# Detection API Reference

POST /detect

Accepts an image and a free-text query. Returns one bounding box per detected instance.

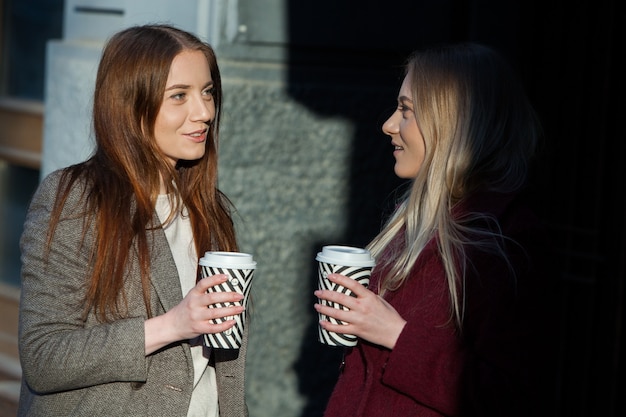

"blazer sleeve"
[19,171,149,394]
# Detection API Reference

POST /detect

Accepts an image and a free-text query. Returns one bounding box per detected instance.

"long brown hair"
[47,25,237,322]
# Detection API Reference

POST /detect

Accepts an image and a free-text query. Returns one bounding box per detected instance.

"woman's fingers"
[206,304,244,319]
[183,273,245,330]
[327,273,367,296]
[204,319,238,334]
[196,273,228,292]
[315,288,354,310]
[314,302,350,322]
[195,273,244,305]
[318,318,356,335]
[203,290,244,306]
[315,273,370,309]
[190,302,244,335]
[313,274,407,348]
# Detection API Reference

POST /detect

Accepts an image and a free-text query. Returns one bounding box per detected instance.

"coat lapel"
[148,221,184,313]
[147,216,195,369]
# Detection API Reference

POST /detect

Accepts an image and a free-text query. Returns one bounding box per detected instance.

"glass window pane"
[0,161,39,287]
[2,0,64,99]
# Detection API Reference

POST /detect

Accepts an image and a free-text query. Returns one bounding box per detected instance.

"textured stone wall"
[219,73,350,417]
[218,60,403,417]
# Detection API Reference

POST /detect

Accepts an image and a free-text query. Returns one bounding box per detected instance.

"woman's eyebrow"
[165,81,214,91]
[165,84,190,91]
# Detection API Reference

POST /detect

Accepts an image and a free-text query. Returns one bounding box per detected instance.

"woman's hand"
[144,274,243,355]
[314,273,406,350]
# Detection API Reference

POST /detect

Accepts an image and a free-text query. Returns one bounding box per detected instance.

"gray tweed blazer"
[18,170,248,417]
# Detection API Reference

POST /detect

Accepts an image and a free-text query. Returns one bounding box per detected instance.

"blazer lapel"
[149,223,184,312]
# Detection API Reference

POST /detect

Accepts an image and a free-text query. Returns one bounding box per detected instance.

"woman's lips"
[185,129,207,142]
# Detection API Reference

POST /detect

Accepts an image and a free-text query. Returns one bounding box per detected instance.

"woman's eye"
[399,105,415,120]
[203,87,215,98]
[171,93,185,100]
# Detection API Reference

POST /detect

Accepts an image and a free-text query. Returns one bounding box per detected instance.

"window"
[0,0,63,168]
[0,0,63,288]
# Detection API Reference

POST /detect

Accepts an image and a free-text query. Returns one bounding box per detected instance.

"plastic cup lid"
[315,245,375,267]
[199,251,257,269]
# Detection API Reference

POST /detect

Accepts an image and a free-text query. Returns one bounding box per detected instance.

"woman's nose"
[382,111,399,136]
[190,96,213,122]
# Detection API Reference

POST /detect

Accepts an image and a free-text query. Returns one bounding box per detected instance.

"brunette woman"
[18,25,247,416]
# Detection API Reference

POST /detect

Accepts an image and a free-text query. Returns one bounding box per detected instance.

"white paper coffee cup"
[199,251,256,349]
[316,245,375,346]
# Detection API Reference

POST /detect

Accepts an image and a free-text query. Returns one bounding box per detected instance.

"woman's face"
[382,73,426,179]
[154,50,215,167]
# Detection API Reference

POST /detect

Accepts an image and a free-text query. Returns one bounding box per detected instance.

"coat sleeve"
[18,171,149,394]
[379,244,467,416]
[380,202,554,417]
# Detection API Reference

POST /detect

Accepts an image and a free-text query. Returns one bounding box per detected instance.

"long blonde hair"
[368,43,540,328]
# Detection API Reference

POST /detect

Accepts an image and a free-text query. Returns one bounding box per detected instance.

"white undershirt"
[155,195,219,417]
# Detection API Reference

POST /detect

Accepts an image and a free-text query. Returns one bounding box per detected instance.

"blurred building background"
[1,1,624,416]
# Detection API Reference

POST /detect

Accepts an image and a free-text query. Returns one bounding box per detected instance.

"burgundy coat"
[323,191,557,417]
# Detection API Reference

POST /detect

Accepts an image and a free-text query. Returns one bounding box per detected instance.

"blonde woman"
[315,43,555,416]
